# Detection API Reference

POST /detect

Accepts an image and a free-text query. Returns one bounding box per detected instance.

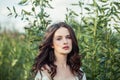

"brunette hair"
[32,22,83,80]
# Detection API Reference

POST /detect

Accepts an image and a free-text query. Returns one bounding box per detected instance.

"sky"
[0,0,25,32]
[0,0,85,33]
[0,0,119,33]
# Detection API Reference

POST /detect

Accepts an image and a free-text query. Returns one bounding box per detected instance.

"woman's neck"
[54,54,68,69]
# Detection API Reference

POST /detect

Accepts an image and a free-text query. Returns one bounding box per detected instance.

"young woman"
[32,22,86,80]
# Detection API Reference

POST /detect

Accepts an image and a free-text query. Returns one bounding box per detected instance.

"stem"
[93,0,98,79]
[30,0,40,26]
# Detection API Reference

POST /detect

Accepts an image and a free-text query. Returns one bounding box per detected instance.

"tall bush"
[0,30,33,80]
[65,0,120,80]
[4,0,53,80]
[7,0,53,47]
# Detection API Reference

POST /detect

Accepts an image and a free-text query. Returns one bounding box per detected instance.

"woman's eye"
[56,37,62,40]
[66,36,71,39]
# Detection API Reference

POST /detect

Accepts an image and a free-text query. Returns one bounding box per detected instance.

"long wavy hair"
[32,22,83,80]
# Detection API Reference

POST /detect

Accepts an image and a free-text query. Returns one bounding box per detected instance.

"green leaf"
[84,7,90,11]
[47,3,54,9]
[99,0,108,2]
[71,11,79,16]
[78,1,84,7]
[11,59,18,67]
[6,7,11,12]
[114,13,120,20]
[113,2,120,9]
[13,6,16,14]
[22,10,31,15]
[19,0,28,5]
[15,14,18,18]
[32,7,35,12]
[7,13,12,16]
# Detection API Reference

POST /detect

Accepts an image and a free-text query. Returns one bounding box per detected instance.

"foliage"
[4,0,53,80]
[7,0,53,48]
[65,0,120,80]
[0,30,33,80]
[2,0,120,80]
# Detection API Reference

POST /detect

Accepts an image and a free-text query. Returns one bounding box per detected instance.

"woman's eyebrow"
[55,35,62,38]
[55,34,70,37]
[66,35,70,36]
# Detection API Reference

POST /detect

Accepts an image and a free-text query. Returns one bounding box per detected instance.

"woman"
[32,22,86,80]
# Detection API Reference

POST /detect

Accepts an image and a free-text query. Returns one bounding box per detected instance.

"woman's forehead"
[54,27,70,36]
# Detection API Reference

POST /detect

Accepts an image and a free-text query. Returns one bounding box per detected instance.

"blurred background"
[0,0,120,80]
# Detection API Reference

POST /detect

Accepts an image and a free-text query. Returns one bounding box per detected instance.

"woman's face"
[52,27,72,55]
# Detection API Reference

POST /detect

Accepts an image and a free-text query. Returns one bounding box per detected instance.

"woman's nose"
[63,38,68,44]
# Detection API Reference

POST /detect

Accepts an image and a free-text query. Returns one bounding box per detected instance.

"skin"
[52,27,75,80]
[42,27,76,80]
[52,27,72,57]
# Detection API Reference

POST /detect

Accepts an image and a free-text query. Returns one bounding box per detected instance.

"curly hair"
[32,22,83,80]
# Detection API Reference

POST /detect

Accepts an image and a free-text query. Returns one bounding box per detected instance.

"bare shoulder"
[41,64,51,78]
[35,65,51,80]
[41,64,51,72]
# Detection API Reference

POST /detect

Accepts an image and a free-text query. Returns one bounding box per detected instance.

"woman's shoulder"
[35,70,51,80]
[35,64,51,80]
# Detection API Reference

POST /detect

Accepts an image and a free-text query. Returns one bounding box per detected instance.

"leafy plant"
[65,0,120,80]
[0,29,33,80]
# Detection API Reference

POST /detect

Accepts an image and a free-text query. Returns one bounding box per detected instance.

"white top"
[35,70,87,80]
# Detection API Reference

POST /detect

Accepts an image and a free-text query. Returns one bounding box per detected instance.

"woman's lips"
[63,46,69,50]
